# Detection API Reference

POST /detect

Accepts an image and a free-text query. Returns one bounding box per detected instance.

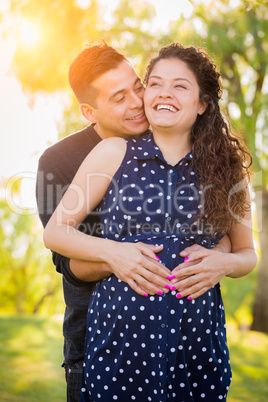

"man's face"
[90,61,149,139]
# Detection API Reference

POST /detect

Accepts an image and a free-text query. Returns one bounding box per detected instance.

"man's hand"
[107,242,172,297]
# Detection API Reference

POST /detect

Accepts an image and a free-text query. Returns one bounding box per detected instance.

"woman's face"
[144,58,207,135]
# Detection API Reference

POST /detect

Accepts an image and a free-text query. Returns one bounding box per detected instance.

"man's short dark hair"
[69,41,127,104]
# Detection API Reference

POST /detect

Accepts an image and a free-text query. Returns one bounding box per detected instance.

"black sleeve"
[36,152,93,288]
[52,252,96,289]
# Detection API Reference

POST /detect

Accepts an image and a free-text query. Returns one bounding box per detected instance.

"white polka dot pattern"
[81,133,231,401]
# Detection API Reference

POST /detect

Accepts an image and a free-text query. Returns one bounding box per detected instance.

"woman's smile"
[144,58,206,134]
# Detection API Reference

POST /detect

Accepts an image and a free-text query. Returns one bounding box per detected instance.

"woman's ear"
[198,95,209,115]
[80,103,98,122]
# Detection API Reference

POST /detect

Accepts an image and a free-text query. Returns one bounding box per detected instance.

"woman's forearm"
[224,248,258,278]
[43,222,115,263]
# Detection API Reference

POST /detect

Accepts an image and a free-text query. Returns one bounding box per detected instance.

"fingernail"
[155,255,160,260]
[176,293,182,298]
[184,257,189,262]
[171,286,176,291]
[167,275,176,280]
[157,291,163,295]
[187,296,192,300]
[143,293,148,297]
[165,284,171,289]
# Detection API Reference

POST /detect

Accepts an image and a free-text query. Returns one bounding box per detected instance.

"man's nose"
[129,90,144,109]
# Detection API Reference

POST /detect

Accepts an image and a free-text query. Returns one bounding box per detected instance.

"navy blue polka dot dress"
[80,133,232,402]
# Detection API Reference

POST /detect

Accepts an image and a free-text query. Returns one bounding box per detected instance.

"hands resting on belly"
[106,240,231,300]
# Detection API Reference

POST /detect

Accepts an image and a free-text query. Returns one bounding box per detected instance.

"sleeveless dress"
[80,133,232,402]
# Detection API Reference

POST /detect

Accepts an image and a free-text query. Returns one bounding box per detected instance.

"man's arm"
[52,252,111,287]
[69,259,111,283]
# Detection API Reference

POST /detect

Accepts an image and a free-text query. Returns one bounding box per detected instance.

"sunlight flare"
[18,19,40,48]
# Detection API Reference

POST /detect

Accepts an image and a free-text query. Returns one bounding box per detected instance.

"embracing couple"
[37,41,257,402]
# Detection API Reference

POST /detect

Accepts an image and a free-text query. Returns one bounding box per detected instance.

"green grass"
[0,314,267,401]
[0,314,65,402]
[227,326,268,401]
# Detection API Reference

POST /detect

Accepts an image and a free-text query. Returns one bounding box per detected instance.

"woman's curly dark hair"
[145,43,252,236]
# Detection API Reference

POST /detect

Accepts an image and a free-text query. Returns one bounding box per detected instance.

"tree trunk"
[251,189,268,333]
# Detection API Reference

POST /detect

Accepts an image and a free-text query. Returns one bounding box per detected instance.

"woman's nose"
[158,86,173,98]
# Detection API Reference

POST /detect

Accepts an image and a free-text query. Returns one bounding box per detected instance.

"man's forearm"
[69,259,112,282]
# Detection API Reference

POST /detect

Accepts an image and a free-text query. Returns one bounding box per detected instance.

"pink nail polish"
[155,255,160,260]
[176,293,182,298]
[157,291,163,295]
[165,284,171,289]
[167,275,171,280]
[143,293,148,297]
[171,275,176,280]
[184,257,189,262]
[171,286,176,291]
[187,296,192,300]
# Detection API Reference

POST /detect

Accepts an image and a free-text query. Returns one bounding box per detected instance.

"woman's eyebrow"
[173,78,192,86]
[148,75,192,86]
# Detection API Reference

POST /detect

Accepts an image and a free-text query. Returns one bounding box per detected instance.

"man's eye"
[136,85,144,92]
[115,97,125,103]
[175,85,186,89]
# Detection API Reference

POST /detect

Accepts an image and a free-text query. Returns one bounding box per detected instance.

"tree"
[0,0,161,312]
[6,0,101,92]
[167,0,268,332]
[2,0,159,138]
[2,0,267,329]
[0,177,63,314]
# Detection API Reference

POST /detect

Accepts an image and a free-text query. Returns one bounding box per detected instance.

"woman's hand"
[171,247,229,300]
[107,242,172,297]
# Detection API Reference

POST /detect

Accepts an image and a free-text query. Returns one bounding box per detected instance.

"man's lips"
[154,104,178,112]
[126,112,146,121]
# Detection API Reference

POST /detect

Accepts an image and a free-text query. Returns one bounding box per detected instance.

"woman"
[44,44,257,401]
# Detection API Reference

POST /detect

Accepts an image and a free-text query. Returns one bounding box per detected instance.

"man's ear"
[80,103,98,122]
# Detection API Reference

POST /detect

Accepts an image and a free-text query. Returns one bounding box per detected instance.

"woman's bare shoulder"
[78,137,127,176]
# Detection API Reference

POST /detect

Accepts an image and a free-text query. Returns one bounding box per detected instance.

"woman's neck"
[152,129,191,166]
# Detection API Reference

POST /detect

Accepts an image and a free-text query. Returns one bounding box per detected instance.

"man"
[36,41,171,402]
[36,41,231,401]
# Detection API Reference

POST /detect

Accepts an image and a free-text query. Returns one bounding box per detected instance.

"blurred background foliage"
[0,0,268,400]
[0,180,63,315]
[1,0,267,330]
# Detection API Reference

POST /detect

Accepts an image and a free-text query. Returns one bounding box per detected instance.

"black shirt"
[36,124,102,364]
[36,123,150,364]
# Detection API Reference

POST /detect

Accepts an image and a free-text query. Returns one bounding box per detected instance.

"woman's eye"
[175,85,186,89]
[149,82,160,87]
